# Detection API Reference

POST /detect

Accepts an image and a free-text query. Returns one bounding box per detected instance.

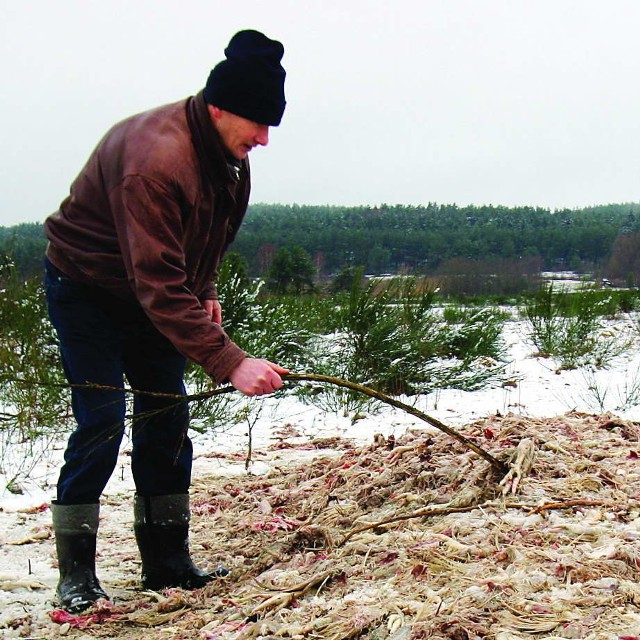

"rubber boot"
[133,494,229,590]
[51,502,108,613]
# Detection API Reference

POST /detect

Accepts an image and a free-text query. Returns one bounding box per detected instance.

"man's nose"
[255,125,269,146]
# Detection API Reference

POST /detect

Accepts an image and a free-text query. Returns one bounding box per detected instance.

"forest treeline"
[3,202,640,290]
[235,202,640,277]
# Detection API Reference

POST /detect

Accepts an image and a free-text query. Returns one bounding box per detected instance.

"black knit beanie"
[203,30,286,126]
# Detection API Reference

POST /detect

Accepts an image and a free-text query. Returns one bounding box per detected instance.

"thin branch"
[285,373,509,477]
[8,372,509,477]
[342,497,622,544]
[341,503,488,544]
[527,499,608,514]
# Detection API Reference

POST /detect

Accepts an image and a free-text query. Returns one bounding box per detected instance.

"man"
[43,29,288,613]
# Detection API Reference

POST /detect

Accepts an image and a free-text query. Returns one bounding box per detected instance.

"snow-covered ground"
[1,315,640,636]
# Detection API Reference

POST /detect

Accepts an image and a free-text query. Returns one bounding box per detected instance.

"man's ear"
[207,104,223,121]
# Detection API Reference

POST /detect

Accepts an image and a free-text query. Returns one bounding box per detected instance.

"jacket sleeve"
[200,282,218,301]
[110,174,247,383]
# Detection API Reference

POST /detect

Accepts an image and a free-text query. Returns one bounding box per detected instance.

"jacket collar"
[186,91,248,189]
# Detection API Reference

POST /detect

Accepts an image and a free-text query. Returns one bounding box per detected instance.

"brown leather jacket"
[45,91,249,383]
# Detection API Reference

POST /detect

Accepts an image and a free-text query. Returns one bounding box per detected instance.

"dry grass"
[7,412,640,639]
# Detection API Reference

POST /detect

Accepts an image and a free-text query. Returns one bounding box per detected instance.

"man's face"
[208,105,270,160]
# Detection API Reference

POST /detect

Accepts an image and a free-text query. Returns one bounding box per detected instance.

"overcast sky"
[2,0,640,226]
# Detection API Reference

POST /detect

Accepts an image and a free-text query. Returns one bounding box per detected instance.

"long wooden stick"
[13,373,509,476]
[283,373,508,476]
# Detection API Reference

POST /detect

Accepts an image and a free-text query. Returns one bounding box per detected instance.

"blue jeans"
[44,258,192,504]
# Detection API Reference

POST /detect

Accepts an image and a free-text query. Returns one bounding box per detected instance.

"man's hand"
[229,358,289,396]
[203,299,223,325]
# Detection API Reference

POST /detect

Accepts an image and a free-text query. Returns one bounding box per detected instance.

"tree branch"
[9,372,509,477]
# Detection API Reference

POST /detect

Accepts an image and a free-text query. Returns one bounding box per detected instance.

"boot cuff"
[134,494,190,526]
[51,502,100,535]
